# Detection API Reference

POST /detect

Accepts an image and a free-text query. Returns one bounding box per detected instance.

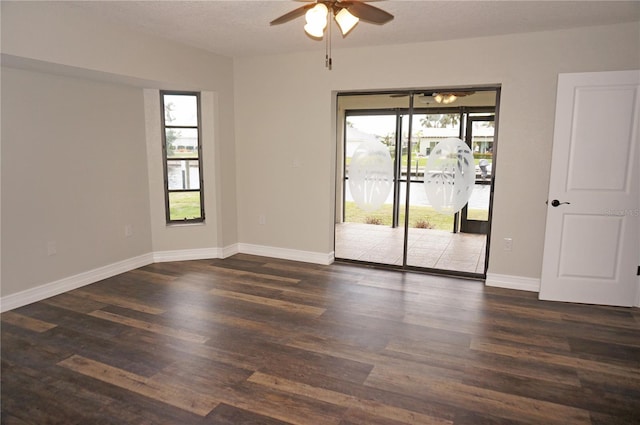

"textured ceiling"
[66,1,640,58]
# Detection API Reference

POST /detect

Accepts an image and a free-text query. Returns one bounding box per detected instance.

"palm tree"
[419,114,460,128]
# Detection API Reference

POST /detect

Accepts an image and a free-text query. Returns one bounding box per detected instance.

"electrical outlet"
[47,241,57,256]
[125,224,133,238]
[259,214,267,225]
[503,237,513,251]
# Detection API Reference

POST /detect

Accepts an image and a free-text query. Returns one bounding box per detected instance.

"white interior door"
[540,70,640,306]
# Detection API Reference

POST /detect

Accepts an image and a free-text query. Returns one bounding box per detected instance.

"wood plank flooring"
[2,254,639,424]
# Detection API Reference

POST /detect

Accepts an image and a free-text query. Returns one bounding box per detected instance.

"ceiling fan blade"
[344,1,394,24]
[390,92,432,98]
[270,4,314,26]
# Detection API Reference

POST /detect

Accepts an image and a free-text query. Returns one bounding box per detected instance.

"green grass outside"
[166,192,488,230]
[344,201,487,230]
[168,152,199,159]
[169,192,202,220]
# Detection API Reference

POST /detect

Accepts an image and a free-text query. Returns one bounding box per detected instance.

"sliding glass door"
[335,89,499,277]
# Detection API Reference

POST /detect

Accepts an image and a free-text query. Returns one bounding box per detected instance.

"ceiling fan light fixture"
[304,22,325,38]
[304,3,328,38]
[335,8,359,36]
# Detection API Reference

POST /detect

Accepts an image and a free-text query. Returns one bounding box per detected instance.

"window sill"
[166,221,206,228]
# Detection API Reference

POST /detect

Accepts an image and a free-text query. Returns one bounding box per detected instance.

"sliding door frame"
[335,87,501,279]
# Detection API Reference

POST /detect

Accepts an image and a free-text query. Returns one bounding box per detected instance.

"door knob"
[550,199,570,207]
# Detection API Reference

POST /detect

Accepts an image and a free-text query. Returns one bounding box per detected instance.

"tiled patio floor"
[335,222,487,274]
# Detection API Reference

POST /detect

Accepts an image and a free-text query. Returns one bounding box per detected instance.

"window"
[160,91,205,223]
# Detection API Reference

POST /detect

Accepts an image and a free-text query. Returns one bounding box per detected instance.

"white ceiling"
[66,1,640,58]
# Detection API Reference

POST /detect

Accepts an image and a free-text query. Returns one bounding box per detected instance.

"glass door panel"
[399,113,461,231]
[405,112,484,272]
[338,113,402,266]
[460,115,494,234]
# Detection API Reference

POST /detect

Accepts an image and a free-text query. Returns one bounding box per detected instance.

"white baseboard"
[152,247,224,263]
[0,244,335,312]
[238,243,334,266]
[0,253,154,313]
[152,244,240,263]
[485,273,540,293]
[221,243,240,258]
[2,248,633,312]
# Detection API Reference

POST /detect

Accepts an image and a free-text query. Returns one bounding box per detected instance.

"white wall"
[234,22,640,280]
[1,67,152,296]
[1,1,238,253]
[0,1,238,302]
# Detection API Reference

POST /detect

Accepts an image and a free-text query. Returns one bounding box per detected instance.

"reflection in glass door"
[335,90,498,277]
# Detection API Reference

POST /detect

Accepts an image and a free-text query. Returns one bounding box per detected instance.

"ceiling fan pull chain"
[326,12,332,70]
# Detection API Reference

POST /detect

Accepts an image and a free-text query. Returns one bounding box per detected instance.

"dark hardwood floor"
[2,254,639,424]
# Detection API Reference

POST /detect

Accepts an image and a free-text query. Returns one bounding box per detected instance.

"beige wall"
[1,67,152,296]
[1,1,238,253]
[234,22,640,279]
[1,1,238,298]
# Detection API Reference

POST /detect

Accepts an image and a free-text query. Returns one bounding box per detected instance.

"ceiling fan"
[270,0,394,29]
[270,1,394,69]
